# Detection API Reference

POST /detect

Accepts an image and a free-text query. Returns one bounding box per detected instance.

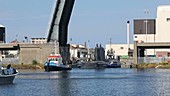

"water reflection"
[47,71,70,79]
[44,71,71,96]
[128,69,157,95]
[1,69,170,96]
[18,69,71,79]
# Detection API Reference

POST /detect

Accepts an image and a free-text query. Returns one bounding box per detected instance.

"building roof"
[0,24,5,28]
[158,5,170,11]
[71,44,85,48]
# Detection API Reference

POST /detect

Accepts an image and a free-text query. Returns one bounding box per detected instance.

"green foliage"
[32,60,38,65]
[147,63,157,68]
[137,63,157,68]
[159,62,168,65]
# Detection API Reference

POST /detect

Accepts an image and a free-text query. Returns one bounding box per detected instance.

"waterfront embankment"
[1,64,44,69]
[136,62,170,69]
[2,62,170,69]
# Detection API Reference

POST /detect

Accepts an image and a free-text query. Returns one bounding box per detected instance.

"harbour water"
[1,68,170,96]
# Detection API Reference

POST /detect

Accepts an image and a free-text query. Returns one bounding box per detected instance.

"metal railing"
[137,57,170,64]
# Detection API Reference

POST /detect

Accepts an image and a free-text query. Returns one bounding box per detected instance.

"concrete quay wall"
[19,44,59,64]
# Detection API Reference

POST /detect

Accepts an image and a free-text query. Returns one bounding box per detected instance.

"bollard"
[130,65,132,68]
[47,60,50,72]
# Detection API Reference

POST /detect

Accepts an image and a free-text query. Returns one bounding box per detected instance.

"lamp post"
[16,34,18,43]
[24,36,28,43]
[110,38,112,50]
[144,9,149,62]
[87,40,90,61]
[144,9,149,42]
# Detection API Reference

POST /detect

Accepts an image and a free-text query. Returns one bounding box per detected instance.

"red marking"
[168,60,170,63]
[48,55,62,58]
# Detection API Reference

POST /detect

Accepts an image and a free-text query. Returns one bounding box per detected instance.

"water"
[1,68,170,96]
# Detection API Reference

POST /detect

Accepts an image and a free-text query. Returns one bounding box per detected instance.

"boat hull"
[44,66,72,71]
[44,54,72,71]
[77,61,107,69]
[106,64,121,68]
[0,73,18,84]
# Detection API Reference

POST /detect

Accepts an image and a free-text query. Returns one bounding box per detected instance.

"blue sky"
[0,0,170,48]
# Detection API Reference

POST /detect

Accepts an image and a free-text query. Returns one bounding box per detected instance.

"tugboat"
[44,54,72,71]
[106,59,121,68]
[0,64,19,84]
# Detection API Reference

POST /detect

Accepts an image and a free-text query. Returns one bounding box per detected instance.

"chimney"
[127,21,130,50]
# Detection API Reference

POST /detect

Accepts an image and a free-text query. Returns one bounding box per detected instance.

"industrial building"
[105,44,133,59]
[0,25,5,43]
[70,44,104,62]
[105,5,170,58]
[70,44,88,61]
[30,38,47,44]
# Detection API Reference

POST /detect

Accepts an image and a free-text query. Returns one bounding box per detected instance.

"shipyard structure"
[1,4,170,64]
[105,5,170,64]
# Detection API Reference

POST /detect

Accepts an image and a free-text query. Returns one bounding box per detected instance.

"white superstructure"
[156,5,170,42]
[105,44,133,57]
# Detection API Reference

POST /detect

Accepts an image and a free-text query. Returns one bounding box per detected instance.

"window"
[167,18,170,22]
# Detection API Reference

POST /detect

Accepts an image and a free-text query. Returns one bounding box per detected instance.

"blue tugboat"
[44,54,72,71]
[106,60,121,68]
